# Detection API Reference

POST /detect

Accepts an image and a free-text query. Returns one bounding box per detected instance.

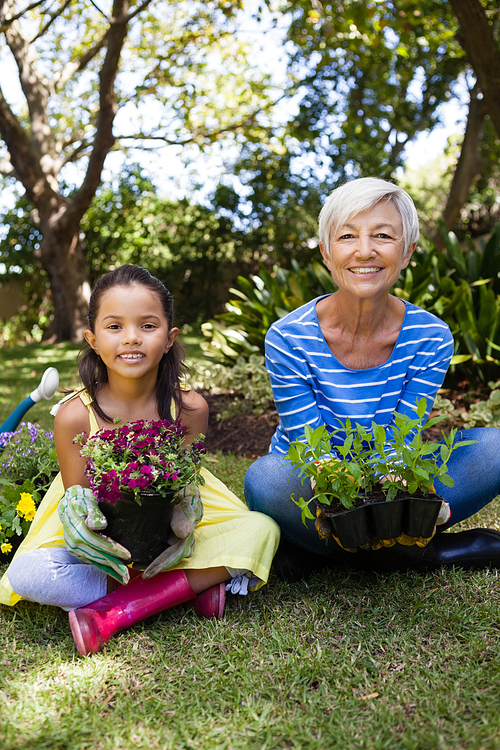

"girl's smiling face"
[84,283,178,380]
[320,201,416,301]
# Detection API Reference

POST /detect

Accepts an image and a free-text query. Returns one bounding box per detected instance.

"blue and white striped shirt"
[265,296,454,455]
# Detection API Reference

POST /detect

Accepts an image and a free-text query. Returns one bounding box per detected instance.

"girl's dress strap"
[78,390,93,407]
[78,390,100,436]
[50,388,100,437]
[50,388,86,416]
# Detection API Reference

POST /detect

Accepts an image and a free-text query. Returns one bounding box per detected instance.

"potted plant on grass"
[286,399,476,551]
[76,419,205,565]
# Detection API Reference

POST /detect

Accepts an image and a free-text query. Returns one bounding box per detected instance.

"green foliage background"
[0,169,254,334]
[201,222,500,386]
[0,0,499,388]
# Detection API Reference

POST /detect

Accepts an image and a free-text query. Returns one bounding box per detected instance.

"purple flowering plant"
[0,422,59,554]
[75,419,205,505]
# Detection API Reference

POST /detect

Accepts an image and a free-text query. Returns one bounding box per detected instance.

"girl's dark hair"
[79,265,186,423]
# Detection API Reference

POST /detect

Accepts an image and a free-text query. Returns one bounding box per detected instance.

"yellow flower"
[1,543,12,554]
[16,492,37,522]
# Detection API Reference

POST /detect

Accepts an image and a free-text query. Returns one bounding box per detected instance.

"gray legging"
[7,547,107,611]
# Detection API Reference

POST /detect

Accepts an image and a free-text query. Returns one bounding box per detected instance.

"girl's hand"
[58,485,132,584]
[142,482,203,578]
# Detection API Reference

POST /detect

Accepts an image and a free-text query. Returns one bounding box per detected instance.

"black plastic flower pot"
[403,494,443,538]
[100,489,176,566]
[316,491,444,550]
[331,507,371,548]
[319,502,371,549]
[367,498,405,540]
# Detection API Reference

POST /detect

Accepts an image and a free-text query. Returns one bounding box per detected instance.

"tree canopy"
[1,0,499,342]
[221,0,499,253]
[0,0,275,339]
[0,167,253,333]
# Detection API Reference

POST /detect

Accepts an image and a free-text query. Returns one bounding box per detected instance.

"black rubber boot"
[274,529,500,580]
[392,528,500,571]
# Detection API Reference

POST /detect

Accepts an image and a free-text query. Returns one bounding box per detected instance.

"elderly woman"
[245,177,500,576]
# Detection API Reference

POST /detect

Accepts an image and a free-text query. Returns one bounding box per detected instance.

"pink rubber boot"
[185,582,226,620]
[69,569,196,656]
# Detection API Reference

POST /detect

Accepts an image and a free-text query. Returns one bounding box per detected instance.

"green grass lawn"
[0,341,82,431]
[1,551,500,749]
[1,343,500,749]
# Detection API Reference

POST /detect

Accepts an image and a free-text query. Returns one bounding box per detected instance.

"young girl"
[0,265,280,655]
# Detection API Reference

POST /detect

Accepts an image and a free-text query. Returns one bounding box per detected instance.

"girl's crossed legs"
[8,547,107,611]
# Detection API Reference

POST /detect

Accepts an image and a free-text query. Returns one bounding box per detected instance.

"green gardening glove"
[142,482,203,579]
[58,485,132,584]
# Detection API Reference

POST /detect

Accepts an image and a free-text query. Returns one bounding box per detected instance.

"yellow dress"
[0,391,279,606]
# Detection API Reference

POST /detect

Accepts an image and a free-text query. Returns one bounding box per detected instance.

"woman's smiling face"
[320,200,416,301]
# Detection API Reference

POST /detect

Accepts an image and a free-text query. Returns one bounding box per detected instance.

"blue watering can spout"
[0,367,59,435]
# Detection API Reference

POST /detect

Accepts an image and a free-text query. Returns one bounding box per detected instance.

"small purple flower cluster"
[0,422,59,494]
[0,432,16,449]
[80,419,205,504]
[0,431,15,451]
[0,422,52,453]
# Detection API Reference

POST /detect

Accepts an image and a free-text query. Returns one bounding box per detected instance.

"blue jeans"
[244,428,500,556]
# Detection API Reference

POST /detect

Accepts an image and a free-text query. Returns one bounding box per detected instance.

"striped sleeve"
[389,315,454,426]
[265,325,328,452]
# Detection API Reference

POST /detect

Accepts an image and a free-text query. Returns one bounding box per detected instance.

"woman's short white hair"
[318,177,419,256]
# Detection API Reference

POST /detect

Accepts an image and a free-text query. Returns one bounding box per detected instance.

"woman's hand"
[380,474,406,486]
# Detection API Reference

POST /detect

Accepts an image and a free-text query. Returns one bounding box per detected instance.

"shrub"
[201,224,500,387]
[200,259,335,362]
[407,225,500,383]
[189,354,273,420]
[434,380,500,429]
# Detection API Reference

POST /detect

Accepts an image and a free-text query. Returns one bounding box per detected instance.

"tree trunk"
[0,0,131,341]
[39,213,91,342]
[449,0,500,139]
[432,85,488,250]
